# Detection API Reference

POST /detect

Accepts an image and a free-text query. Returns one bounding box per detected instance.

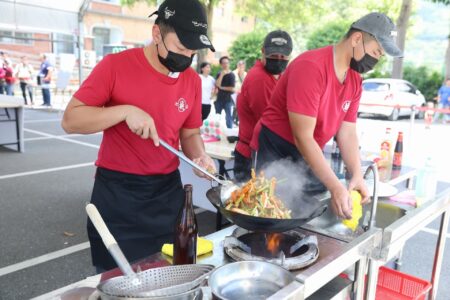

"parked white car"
[358,78,426,121]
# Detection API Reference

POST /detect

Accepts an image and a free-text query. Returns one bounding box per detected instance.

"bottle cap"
[184,184,193,191]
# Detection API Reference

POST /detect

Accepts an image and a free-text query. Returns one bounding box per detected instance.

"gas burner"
[223,227,319,270]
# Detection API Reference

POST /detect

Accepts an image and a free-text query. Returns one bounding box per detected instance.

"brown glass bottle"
[173,184,198,265]
[392,132,403,170]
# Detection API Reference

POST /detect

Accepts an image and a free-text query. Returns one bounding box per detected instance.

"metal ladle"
[159,139,238,201]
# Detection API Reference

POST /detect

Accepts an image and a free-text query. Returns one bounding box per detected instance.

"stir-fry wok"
[224,170,291,219]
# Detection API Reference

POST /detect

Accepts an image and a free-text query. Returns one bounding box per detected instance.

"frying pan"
[206,186,327,232]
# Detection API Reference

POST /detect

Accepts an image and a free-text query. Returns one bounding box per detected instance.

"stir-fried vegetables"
[224,169,291,219]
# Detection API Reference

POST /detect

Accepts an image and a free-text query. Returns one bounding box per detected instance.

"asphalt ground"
[0,109,221,299]
[0,109,449,299]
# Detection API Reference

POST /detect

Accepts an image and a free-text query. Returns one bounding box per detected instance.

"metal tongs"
[159,139,238,201]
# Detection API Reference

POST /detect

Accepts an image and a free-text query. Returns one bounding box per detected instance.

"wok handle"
[159,139,226,185]
[86,204,136,277]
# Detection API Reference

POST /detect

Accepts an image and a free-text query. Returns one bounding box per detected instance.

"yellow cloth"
[161,237,213,257]
[342,191,363,231]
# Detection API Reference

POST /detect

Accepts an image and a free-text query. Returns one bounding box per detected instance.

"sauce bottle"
[392,132,403,170]
[173,184,198,265]
[379,127,392,168]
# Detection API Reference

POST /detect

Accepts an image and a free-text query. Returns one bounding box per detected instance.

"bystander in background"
[38,54,53,106]
[15,56,35,105]
[231,60,247,125]
[199,62,216,121]
[434,78,450,124]
[215,56,236,128]
[3,59,15,96]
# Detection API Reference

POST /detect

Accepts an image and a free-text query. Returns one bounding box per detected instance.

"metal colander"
[85,204,214,299]
[97,264,214,298]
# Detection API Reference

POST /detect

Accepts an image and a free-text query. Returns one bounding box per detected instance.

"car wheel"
[388,108,399,121]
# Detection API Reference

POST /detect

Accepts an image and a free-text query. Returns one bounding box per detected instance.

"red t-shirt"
[235,60,278,158]
[74,48,202,175]
[261,46,362,149]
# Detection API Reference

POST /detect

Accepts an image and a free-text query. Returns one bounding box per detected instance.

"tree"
[446,34,450,79]
[429,0,450,78]
[392,0,413,79]
[237,0,331,49]
[306,21,351,50]
[228,31,266,70]
[392,0,449,79]
[403,65,444,101]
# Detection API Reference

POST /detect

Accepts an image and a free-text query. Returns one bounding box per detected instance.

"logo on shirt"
[342,100,351,112]
[175,98,188,112]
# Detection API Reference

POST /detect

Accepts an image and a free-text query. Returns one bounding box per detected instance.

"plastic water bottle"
[415,157,437,206]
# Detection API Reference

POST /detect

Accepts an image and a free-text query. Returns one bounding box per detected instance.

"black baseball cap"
[351,12,403,57]
[149,0,215,52]
[263,30,293,57]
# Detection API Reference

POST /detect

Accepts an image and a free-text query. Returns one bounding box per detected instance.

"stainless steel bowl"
[208,261,295,300]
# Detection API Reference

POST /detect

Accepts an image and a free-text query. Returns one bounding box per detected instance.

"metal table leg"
[366,259,381,300]
[353,256,368,300]
[431,209,449,299]
[15,107,20,152]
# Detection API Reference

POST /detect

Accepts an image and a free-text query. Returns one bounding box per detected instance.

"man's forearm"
[337,128,362,178]
[62,99,131,134]
[180,131,206,160]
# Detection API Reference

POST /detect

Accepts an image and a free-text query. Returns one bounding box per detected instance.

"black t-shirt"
[216,71,236,102]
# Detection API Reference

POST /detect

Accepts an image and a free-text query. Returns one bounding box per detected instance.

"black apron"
[87,167,184,270]
[256,125,327,195]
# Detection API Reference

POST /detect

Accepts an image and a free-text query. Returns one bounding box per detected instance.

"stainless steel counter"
[366,182,450,300]
[34,166,449,300]
[34,224,380,300]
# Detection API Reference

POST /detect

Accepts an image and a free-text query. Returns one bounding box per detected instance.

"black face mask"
[350,39,378,74]
[264,58,288,75]
[157,35,194,73]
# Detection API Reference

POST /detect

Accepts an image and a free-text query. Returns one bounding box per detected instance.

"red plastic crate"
[376,267,432,300]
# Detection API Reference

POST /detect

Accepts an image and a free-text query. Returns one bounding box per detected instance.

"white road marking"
[24,119,62,123]
[0,209,211,277]
[24,136,55,142]
[421,227,450,239]
[24,132,102,142]
[0,242,90,277]
[0,162,94,180]
[24,128,101,149]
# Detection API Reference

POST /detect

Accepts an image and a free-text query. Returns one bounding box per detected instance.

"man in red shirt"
[62,0,216,272]
[257,13,403,219]
[234,30,293,182]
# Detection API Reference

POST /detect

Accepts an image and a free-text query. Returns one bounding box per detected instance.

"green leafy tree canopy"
[403,65,445,101]
[228,31,266,71]
[306,21,352,50]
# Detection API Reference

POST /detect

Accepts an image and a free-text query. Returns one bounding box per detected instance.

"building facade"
[0,0,256,82]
